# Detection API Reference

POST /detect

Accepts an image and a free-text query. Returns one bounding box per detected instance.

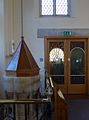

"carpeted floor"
[68,99,89,120]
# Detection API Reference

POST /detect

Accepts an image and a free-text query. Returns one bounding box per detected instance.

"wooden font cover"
[6,37,40,77]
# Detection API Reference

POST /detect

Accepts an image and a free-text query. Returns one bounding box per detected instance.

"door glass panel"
[49,47,64,84]
[71,76,85,84]
[52,76,64,84]
[70,42,84,50]
[70,47,85,84]
[71,47,85,75]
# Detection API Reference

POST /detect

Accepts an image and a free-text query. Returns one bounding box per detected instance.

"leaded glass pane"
[51,76,64,84]
[49,48,64,62]
[71,76,85,84]
[40,0,69,16]
[70,42,84,50]
[56,0,68,15]
[49,48,64,75]
[70,47,85,75]
[41,0,53,15]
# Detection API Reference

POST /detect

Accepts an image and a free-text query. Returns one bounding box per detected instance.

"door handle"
[68,58,70,62]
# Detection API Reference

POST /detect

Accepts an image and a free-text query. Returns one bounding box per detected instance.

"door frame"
[44,36,89,94]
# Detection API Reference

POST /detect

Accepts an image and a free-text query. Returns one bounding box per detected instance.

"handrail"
[0,98,50,104]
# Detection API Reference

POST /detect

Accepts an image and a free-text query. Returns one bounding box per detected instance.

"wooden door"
[67,39,87,94]
[45,36,88,94]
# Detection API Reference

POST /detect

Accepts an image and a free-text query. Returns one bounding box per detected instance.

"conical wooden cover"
[6,37,40,77]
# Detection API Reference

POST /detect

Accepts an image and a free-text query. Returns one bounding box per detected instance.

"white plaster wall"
[4,0,89,91]
[4,0,21,56]
[0,0,5,98]
[4,0,89,66]
[0,0,5,70]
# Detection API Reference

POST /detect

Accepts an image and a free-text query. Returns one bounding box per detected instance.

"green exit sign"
[63,31,72,36]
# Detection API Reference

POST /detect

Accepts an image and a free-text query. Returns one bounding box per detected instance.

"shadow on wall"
[0,71,6,98]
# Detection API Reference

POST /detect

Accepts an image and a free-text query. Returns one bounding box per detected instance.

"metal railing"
[0,98,52,120]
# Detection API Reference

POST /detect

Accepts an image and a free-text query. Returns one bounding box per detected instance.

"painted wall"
[4,0,89,64]
[4,0,89,92]
[0,0,5,70]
